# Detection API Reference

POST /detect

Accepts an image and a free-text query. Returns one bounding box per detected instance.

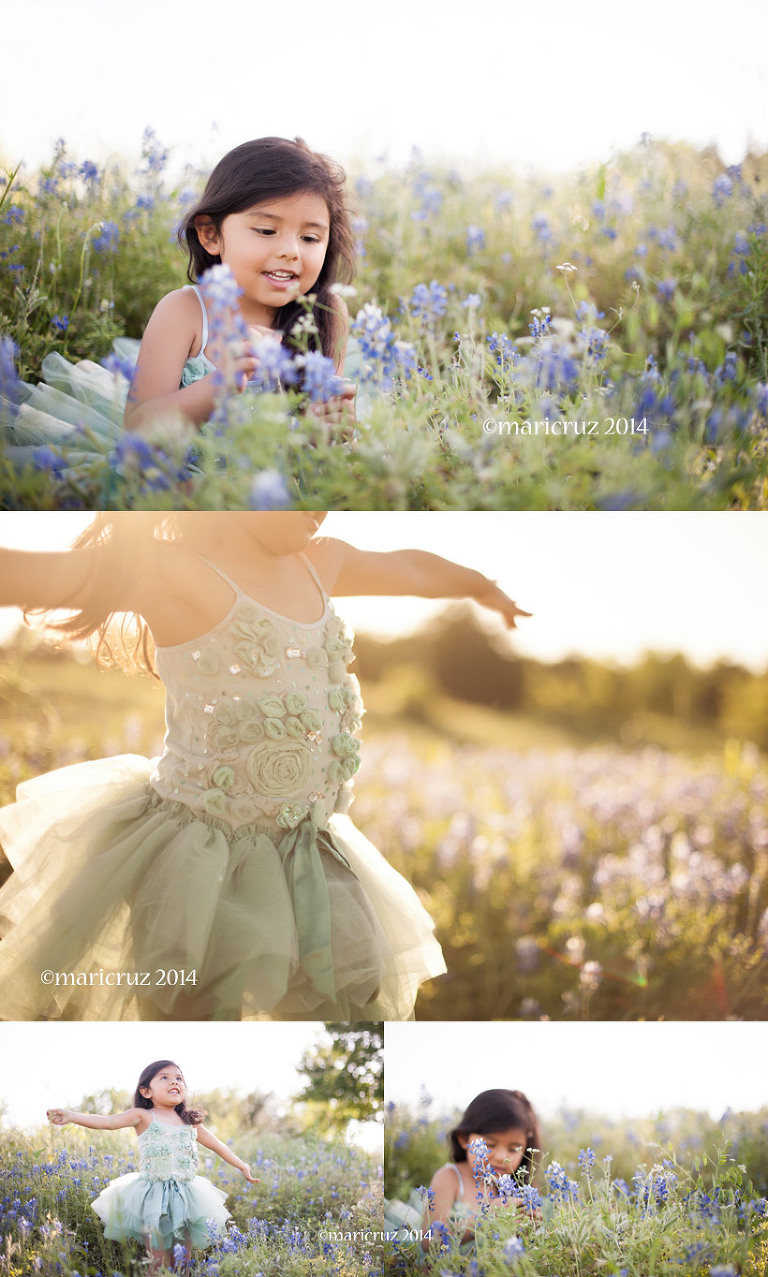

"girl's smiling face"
[460,1127,528,1177]
[140,1064,187,1108]
[196,192,330,325]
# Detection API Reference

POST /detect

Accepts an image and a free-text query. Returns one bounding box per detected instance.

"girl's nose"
[277,237,299,261]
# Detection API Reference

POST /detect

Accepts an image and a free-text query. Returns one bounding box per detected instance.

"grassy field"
[0,645,765,1020]
[0,1125,381,1276]
[384,1100,768,1277]
[1,136,767,508]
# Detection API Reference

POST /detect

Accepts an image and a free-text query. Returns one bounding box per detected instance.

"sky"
[0,1021,381,1151]
[0,512,767,672]
[384,1022,768,1121]
[1,0,766,176]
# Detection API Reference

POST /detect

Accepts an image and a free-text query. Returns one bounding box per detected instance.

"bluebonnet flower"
[406,281,448,323]
[466,225,485,254]
[102,350,137,382]
[249,470,292,510]
[352,303,417,388]
[79,160,100,183]
[515,937,539,973]
[296,350,344,403]
[634,243,648,258]
[199,263,244,317]
[715,351,738,385]
[657,226,678,251]
[545,1161,579,1203]
[248,335,298,392]
[351,214,368,258]
[657,278,677,302]
[528,312,552,340]
[487,332,518,372]
[93,220,119,253]
[50,314,69,333]
[463,293,481,310]
[141,127,168,175]
[577,1148,596,1174]
[578,328,610,362]
[532,214,552,244]
[712,174,733,206]
[575,300,604,323]
[1,204,24,225]
[0,336,21,418]
[502,1236,525,1262]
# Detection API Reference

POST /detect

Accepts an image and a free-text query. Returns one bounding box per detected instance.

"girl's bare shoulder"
[142,286,203,357]
[430,1163,461,1193]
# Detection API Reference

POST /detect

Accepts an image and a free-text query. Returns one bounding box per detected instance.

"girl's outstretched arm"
[0,547,98,612]
[195,1124,259,1183]
[47,1106,143,1130]
[309,539,531,629]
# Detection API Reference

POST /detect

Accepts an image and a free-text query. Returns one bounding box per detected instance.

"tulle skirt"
[0,755,445,1021]
[0,337,370,473]
[92,1172,230,1249]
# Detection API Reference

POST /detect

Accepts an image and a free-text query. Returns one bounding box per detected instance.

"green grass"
[1,137,767,508]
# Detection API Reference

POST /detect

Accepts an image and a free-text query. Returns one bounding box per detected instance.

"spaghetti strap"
[197,557,243,597]
[447,1163,464,1198]
[186,284,210,358]
[299,553,328,598]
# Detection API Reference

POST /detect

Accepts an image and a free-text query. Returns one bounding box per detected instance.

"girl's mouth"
[263,271,299,287]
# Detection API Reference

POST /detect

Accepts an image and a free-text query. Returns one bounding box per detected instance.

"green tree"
[296,1023,383,1128]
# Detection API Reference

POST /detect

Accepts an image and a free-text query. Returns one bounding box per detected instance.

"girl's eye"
[253,228,276,235]
[302,236,320,243]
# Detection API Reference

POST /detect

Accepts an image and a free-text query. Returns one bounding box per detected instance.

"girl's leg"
[147,1242,172,1273]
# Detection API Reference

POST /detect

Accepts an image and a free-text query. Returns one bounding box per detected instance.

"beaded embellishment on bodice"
[150,559,364,833]
[139,1118,198,1183]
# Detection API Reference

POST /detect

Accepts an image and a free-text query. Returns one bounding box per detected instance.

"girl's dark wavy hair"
[134,1060,205,1126]
[26,513,182,678]
[179,137,356,363]
[449,1089,542,1180]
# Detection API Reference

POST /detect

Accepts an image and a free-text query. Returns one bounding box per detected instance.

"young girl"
[0,513,531,1022]
[3,137,356,465]
[423,1089,542,1247]
[124,135,357,432]
[386,1089,541,1251]
[47,1058,256,1273]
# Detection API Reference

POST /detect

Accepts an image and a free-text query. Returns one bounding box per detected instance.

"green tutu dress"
[0,554,445,1021]
[1,284,364,472]
[92,1112,230,1249]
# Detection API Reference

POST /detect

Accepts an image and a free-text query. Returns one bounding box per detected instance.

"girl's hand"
[473,582,532,629]
[240,1163,259,1184]
[47,1108,72,1125]
[308,382,357,438]
[249,324,278,341]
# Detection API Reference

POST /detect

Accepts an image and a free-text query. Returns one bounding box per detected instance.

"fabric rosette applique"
[257,692,323,742]
[328,731,361,784]
[231,603,281,677]
[306,615,355,685]
[210,699,266,749]
[246,739,313,797]
[328,684,364,733]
